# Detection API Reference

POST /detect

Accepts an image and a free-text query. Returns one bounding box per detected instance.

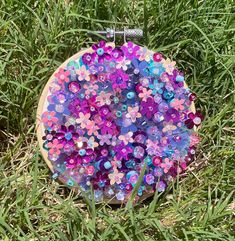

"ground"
[0,0,235,240]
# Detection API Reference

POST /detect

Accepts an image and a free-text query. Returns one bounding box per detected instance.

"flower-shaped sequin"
[55,68,70,85]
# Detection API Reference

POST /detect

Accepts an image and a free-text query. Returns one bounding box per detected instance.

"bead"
[138,186,144,196]
[67,179,74,186]
[127,91,135,99]
[144,156,152,166]
[113,97,119,103]
[79,149,86,156]
[65,132,72,140]
[121,104,127,111]
[116,110,122,117]
[96,159,112,171]
[176,75,184,82]
[97,48,104,56]
[104,161,112,169]
[163,90,174,100]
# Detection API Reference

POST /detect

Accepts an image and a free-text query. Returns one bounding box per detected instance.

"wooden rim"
[36,43,196,204]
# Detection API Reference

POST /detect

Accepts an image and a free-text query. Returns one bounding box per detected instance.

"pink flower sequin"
[138,88,152,101]
[170,98,185,111]
[86,120,99,136]
[118,132,134,145]
[96,91,112,106]
[126,106,141,123]
[55,68,70,85]
[42,111,58,127]
[161,58,176,75]
[108,169,124,185]
[47,139,63,156]
[76,112,91,129]
[76,65,90,81]
[84,83,98,96]
[160,158,174,173]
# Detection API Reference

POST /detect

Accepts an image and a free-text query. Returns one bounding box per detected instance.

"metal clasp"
[88,28,143,42]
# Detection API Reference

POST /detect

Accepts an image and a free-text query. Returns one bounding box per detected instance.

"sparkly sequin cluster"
[41,41,203,202]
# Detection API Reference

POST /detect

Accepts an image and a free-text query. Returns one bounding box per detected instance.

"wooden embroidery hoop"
[36,43,196,204]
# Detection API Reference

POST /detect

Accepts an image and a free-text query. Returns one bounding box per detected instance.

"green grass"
[0,0,235,240]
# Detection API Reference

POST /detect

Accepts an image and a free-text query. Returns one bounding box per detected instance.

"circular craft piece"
[37,41,203,204]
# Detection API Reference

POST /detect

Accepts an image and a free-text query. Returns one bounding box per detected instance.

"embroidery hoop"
[36,41,196,204]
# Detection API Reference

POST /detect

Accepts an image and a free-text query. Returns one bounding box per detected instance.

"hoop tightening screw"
[89,28,143,40]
